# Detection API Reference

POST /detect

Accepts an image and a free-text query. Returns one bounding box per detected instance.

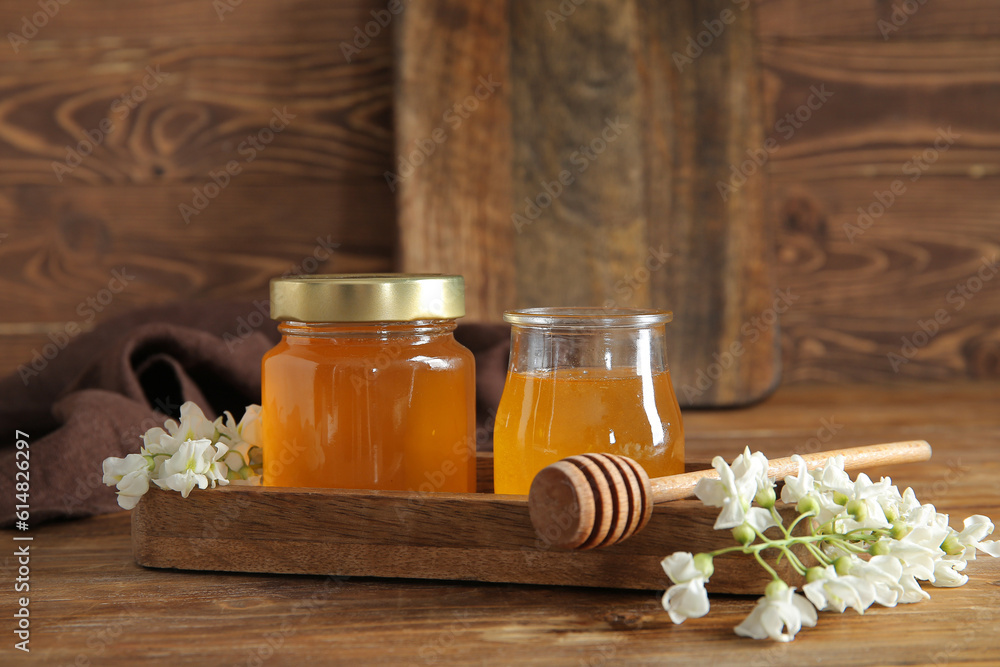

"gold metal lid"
[270,274,465,322]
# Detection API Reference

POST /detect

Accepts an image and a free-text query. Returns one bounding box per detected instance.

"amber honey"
[493,368,684,494]
[261,275,475,492]
[491,308,684,495]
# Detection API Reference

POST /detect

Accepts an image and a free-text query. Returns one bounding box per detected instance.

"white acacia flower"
[102,453,150,486]
[744,507,779,534]
[142,402,218,458]
[779,455,813,504]
[813,455,852,493]
[834,473,892,532]
[102,453,153,510]
[849,555,904,607]
[152,438,230,498]
[696,448,769,530]
[897,571,931,604]
[662,580,710,624]
[883,538,940,583]
[662,552,703,584]
[932,557,968,587]
[661,552,712,624]
[216,404,263,448]
[955,515,1000,559]
[734,582,817,642]
[803,566,876,614]
[731,448,771,494]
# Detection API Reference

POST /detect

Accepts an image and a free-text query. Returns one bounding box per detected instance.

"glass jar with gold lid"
[261,274,475,492]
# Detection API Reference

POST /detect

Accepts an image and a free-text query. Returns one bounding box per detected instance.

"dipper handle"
[649,439,933,503]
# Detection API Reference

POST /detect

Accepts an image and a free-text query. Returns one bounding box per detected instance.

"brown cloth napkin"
[0,302,510,527]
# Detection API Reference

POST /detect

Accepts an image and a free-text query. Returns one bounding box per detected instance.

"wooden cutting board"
[394,0,778,407]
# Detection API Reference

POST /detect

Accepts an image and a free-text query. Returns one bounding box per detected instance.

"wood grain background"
[1,0,999,386]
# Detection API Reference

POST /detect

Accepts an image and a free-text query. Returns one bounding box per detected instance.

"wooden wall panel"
[0,43,393,184]
[395,0,514,322]
[0,0,383,42]
[757,0,1000,39]
[759,31,1000,382]
[0,0,397,378]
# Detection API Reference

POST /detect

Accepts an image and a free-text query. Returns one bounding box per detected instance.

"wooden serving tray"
[132,455,794,592]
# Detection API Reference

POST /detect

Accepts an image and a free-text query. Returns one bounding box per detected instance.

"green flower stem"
[785,511,814,536]
[803,540,832,567]
[770,506,791,539]
[778,546,809,575]
[753,549,781,581]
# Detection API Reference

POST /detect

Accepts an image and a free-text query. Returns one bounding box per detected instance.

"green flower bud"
[868,540,891,556]
[693,553,715,578]
[846,499,868,522]
[755,486,777,510]
[883,506,898,523]
[796,495,820,516]
[940,534,964,556]
[732,523,756,546]
[765,579,789,598]
[834,555,853,576]
[805,566,827,583]
[832,491,850,506]
[890,521,910,540]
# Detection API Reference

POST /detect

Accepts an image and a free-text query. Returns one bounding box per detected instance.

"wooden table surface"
[4,383,999,666]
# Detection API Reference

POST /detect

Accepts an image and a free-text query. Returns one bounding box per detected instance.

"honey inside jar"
[493,368,684,494]
[261,275,476,492]
[491,308,684,495]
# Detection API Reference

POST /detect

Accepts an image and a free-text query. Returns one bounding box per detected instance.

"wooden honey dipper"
[527,440,932,550]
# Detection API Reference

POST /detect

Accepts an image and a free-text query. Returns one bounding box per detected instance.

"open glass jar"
[261,274,476,492]
[492,308,684,495]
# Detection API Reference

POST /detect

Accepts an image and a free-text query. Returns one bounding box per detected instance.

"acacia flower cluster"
[102,402,264,509]
[662,447,1000,641]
